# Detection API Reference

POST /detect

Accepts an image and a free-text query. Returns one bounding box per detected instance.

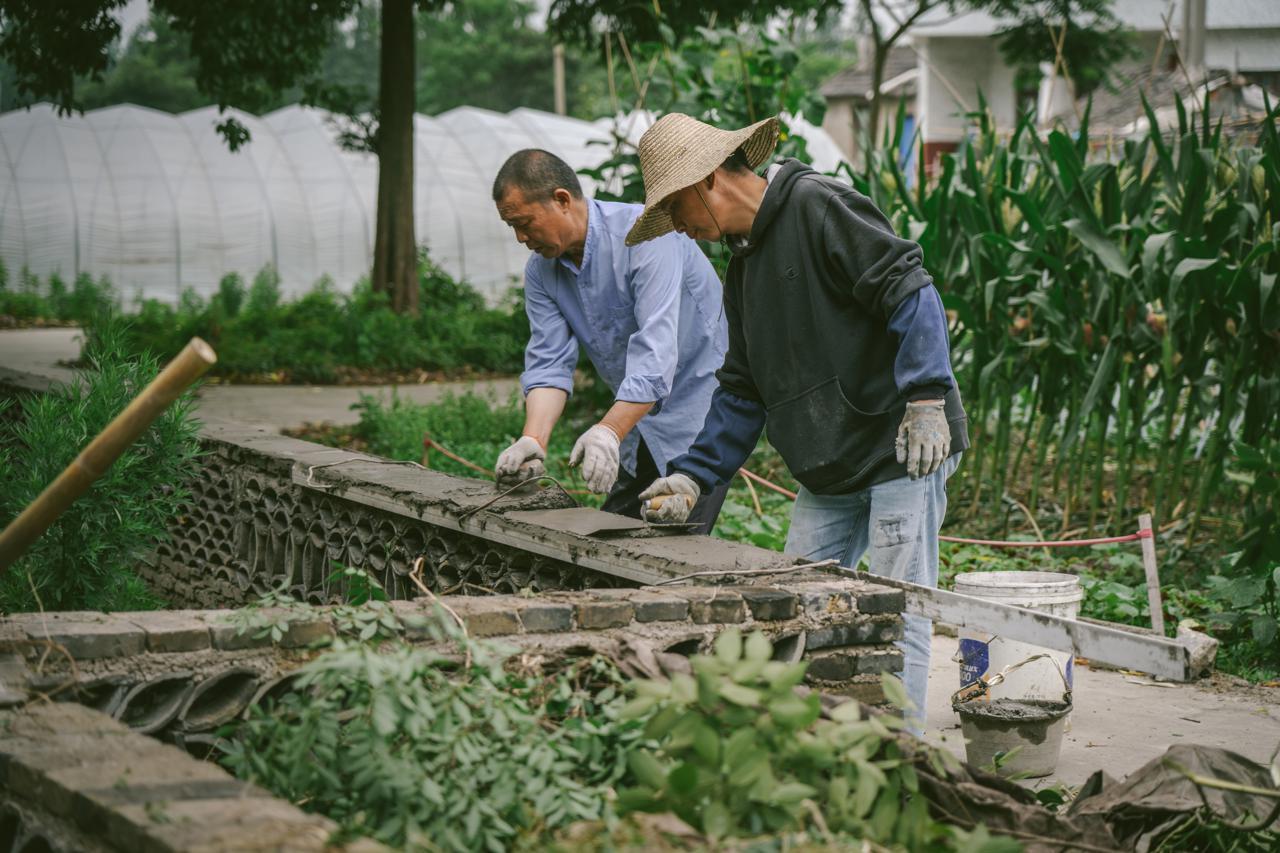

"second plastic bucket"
[953,570,1083,702]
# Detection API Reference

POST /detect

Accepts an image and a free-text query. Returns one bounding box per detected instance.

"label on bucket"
[958,638,989,687]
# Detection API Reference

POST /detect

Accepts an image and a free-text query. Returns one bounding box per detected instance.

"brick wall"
[2,577,904,748]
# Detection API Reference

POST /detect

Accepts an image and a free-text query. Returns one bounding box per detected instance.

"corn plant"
[852,94,1280,546]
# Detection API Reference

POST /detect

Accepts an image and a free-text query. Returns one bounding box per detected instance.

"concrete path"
[924,633,1280,788]
[0,327,79,384]
[0,327,519,431]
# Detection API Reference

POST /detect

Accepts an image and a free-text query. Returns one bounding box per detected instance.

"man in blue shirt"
[490,149,731,532]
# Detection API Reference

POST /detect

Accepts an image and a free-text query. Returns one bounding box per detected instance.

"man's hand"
[639,474,700,523]
[570,424,621,493]
[896,400,950,479]
[495,436,546,487]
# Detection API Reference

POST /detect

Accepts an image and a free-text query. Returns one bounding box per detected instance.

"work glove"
[638,474,700,524]
[569,424,621,494]
[896,400,950,480]
[494,435,545,487]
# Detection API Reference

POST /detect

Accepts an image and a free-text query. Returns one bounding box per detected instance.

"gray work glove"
[569,424,621,494]
[896,400,950,479]
[495,436,545,487]
[639,473,700,523]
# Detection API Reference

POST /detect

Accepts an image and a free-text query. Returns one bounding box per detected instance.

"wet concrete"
[0,327,519,430]
[926,633,1280,788]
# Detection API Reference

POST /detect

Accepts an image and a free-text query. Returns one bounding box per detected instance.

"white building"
[822,0,1280,166]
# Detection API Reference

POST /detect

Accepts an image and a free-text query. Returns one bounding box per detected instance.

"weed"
[0,319,202,612]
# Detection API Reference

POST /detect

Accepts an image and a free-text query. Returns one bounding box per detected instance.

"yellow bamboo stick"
[0,337,217,573]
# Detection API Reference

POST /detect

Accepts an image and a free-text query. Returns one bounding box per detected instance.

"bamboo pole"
[0,337,217,573]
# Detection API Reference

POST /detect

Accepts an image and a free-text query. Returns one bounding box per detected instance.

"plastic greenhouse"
[0,103,846,304]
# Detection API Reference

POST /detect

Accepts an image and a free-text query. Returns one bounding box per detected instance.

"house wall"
[916,36,1018,144]
[823,97,858,162]
[1206,29,1280,72]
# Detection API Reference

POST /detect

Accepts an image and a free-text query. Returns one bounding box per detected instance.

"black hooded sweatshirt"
[677,158,968,495]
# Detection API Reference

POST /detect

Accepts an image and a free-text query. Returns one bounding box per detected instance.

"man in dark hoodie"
[627,114,968,733]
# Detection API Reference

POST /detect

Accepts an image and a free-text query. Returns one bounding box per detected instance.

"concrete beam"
[291,464,800,587]
[837,569,1211,683]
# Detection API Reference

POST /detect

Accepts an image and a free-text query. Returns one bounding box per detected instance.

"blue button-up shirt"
[520,199,728,476]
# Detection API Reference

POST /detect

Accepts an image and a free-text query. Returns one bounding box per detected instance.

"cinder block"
[125,612,212,653]
[450,600,522,638]
[103,797,341,853]
[518,602,574,633]
[805,648,904,682]
[807,676,886,706]
[632,594,690,623]
[805,619,903,650]
[18,614,145,660]
[575,600,634,630]
[673,589,746,624]
[279,617,337,648]
[856,588,905,615]
[735,587,798,621]
[204,611,274,651]
[792,583,856,617]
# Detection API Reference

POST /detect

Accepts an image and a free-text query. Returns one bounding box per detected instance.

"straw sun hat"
[624,113,780,246]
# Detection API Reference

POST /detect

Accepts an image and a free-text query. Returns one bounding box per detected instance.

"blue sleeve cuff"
[670,387,767,491]
[615,373,670,406]
[521,370,574,397]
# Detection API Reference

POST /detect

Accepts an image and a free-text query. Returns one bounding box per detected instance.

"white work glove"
[638,473,700,524]
[895,400,950,480]
[495,436,545,486]
[569,424,621,494]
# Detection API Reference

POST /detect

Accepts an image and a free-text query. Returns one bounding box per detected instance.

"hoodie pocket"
[766,377,897,493]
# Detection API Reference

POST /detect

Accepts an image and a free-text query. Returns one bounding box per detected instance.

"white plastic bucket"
[953,571,1083,702]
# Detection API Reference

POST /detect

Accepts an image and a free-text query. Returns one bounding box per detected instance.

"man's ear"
[552,188,574,211]
[704,171,717,191]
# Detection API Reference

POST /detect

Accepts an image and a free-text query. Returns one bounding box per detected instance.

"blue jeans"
[785,454,959,734]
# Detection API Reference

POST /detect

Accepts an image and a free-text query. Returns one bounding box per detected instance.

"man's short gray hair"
[492,149,584,203]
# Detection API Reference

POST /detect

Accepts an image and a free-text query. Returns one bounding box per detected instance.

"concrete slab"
[924,633,1280,789]
[0,327,519,431]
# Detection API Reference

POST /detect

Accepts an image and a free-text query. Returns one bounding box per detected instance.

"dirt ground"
[925,633,1280,789]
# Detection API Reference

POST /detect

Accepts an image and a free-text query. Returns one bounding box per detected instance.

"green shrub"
[224,587,1017,852]
[84,252,529,381]
[224,604,639,851]
[614,628,1015,850]
[0,322,202,612]
[0,263,115,325]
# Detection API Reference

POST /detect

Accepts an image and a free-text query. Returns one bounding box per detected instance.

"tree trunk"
[866,43,887,169]
[371,0,418,315]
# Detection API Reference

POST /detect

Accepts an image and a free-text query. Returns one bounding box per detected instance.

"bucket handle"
[951,652,1072,707]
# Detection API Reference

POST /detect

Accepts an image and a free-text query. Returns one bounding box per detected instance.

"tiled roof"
[821,46,918,99]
